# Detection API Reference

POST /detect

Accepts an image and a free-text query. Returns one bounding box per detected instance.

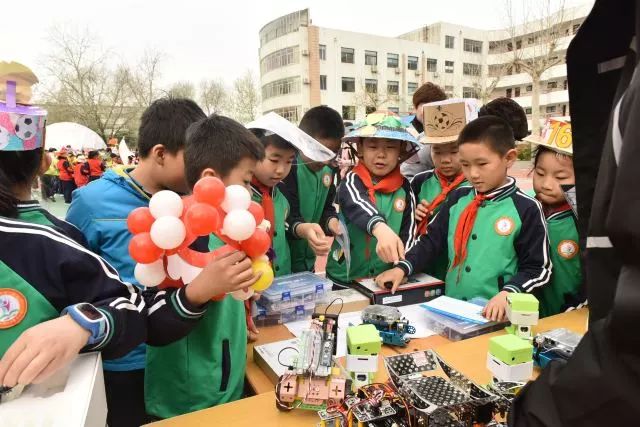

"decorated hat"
[0,62,47,152]
[524,118,572,156]
[422,98,479,144]
[343,111,420,156]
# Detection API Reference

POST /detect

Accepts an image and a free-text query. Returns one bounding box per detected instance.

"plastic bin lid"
[261,272,330,302]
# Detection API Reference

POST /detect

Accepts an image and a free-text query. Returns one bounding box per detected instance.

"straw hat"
[422,98,479,144]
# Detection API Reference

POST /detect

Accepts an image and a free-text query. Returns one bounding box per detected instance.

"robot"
[345,324,382,392]
[361,305,415,347]
[505,293,539,339]
[486,333,534,384]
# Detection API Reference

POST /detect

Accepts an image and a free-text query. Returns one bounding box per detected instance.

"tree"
[166,81,196,100]
[230,70,260,124]
[353,78,401,116]
[127,48,164,108]
[472,62,510,104]
[199,79,228,115]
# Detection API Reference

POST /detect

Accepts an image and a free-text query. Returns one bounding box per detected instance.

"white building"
[258,5,592,126]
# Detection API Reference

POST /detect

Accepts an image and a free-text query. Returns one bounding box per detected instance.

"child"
[56,148,75,203]
[145,114,264,419]
[376,116,551,321]
[279,106,344,272]
[67,97,207,427]
[248,113,336,277]
[73,154,90,188]
[326,111,418,287]
[527,119,584,317]
[411,99,477,280]
[478,97,529,142]
[86,150,106,181]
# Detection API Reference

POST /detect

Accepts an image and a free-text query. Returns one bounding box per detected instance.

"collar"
[545,203,573,220]
[474,176,517,201]
[16,201,41,211]
[250,181,274,198]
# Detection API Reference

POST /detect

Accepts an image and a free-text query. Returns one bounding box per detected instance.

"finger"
[17,351,56,386]
[235,272,262,290]
[0,339,27,385]
[397,239,405,260]
[233,268,255,284]
[217,250,244,263]
[3,346,40,387]
[229,257,253,274]
[391,277,403,294]
[32,355,64,385]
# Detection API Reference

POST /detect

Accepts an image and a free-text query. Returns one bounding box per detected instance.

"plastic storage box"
[252,301,315,327]
[258,272,330,312]
[421,306,507,341]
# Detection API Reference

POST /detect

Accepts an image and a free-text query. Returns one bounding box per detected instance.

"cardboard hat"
[246,112,336,162]
[524,118,573,156]
[343,111,420,157]
[422,98,479,144]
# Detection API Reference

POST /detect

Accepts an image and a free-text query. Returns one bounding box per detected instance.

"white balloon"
[149,190,183,218]
[222,209,256,241]
[221,185,251,213]
[231,287,254,301]
[150,216,186,249]
[135,260,166,287]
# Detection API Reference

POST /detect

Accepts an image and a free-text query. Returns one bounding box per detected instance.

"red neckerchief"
[352,162,404,204]
[417,170,466,235]
[537,197,572,218]
[451,193,490,270]
[251,178,275,239]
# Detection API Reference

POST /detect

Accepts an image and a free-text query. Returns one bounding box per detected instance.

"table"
[148,309,588,426]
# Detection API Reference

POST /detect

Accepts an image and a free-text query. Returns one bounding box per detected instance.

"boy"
[478,97,529,141]
[411,100,476,279]
[66,98,206,427]
[527,119,585,317]
[376,116,551,321]
[326,112,418,287]
[145,115,264,419]
[279,106,344,272]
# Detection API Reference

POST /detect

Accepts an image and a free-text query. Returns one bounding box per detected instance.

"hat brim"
[527,137,573,156]
[421,134,459,145]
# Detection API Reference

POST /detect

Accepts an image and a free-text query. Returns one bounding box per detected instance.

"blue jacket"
[66,168,150,371]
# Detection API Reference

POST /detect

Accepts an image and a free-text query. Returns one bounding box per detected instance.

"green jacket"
[251,184,291,276]
[145,234,246,419]
[399,178,552,301]
[326,171,416,286]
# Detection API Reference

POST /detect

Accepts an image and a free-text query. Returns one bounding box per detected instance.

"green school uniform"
[145,234,246,419]
[251,185,291,277]
[539,210,582,317]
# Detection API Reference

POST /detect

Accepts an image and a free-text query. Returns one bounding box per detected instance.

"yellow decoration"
[360,125,377,136]
[250,259,274,291]
[365,112,385,125]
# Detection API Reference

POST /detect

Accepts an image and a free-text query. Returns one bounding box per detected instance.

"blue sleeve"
[66,189,101,253]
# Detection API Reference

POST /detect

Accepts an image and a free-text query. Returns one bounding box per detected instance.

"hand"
[415,200,431,222]
[374,268,406,294]
[327,217,342,236]
[297,223,331,256]
[186,250,262,305]
[372,223,405,263]
[482,291,510,322]
[0,315,90,388]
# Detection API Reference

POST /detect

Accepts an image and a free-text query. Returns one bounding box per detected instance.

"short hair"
[250,129,297,152]
[533,145,573,167]
[88,151,100,159]
[458,115,515,155]
[412,82,447,108]
[137,97,205,158]
[184,115,265,188]
[299,106,344,140]
[479,97,528,140]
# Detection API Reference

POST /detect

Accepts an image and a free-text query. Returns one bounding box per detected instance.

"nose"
[541,175,555,190]
[468,165,480,180]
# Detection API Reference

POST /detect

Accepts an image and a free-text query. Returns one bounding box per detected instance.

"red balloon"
[129,232,163,263]
[184,203,220,236]
[178,244,236,268]
[165,229,197,255]
[181,195,196,218]
[240,228,271,258]
[193,177,225,207]
[247,201,265,225]
[127,207,155,235]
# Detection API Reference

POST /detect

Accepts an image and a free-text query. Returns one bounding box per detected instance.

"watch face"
[77,303,102,321]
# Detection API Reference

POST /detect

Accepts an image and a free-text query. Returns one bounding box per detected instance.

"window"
[388,107,399,114]
[463,39,483,53]
[259,9,309,46]
[365,106,376,115]
[507,42,513,51]
[528,37,535,45]
[445,61,454,73]
[407,56,418,70]
[445,35,455,49]
[261,77,301,100]
[462,87,478,98]
[387,80,399,95]
[260,46,300,74]
[320,75,327,91]
[408,82,418,94]
[573,23,581,34]
[341,47,354,63]
[516,40,522,49]
[526,85,533,92]
[563,80,568,90]
[266,106,300,122]
[506,88,512,98]
[342,77,355,92]
[427,58,437,72]
[342,106,356,120]
[525,107,532,115]
[547,81,558,90]
[365,50,377,66]
[445,85,454,97]
[319,44,326,60]
[463,63,481,76]
[387,53,399,68]
[365,79,378,94]
[546,105,556,113]
[515,87,521,97]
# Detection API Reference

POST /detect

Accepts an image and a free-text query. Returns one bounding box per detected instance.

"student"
[73,155,90,188]
[326,111,418,287]
[41,148,58,202]
[478,97,529,142]
[56,148,75,203]
[86,150,106,181]
[527,119,584,317]
[144,114,264,420]
[410,99,476,279]
[279,106,344,272]
[376,116,551,321]
[66,98,206,427]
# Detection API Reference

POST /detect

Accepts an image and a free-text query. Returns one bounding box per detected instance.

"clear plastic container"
[258,272,330,312]
[422,307,507,341]
[252,301,316,327]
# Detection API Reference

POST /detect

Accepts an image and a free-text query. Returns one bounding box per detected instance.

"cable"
[277,346,299,368]
[324,297,344,316]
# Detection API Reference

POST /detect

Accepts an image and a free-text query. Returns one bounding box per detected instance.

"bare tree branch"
[199,79,228,115]
[230,70,260,123]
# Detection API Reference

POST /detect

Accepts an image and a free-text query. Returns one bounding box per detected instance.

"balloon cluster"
[127,177,274,301]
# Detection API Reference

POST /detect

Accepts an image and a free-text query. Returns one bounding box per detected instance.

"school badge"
[393,198,406,212]
[494,216,515,236]
[557,240,579,259]
[0,288,28,329]
[322,172,332,188]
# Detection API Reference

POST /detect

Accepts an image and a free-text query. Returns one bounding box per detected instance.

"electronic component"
[346,324,382,391]
[533,328,582,367]
[361,305,416,347]
[505,294,539,339]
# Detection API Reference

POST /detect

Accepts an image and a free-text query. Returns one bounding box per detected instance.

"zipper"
[220,339,231,392]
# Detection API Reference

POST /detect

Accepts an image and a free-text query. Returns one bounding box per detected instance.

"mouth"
[374,162,387,169]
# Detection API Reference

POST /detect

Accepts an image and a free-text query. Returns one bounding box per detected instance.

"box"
[507,294,540,326]
[0,353,107,426]
[314,288,370,315]
[253,338,299,384]
[487,353,533,382]
[488,334,533,365]
[258,272,330,312]
[346,324,382,355]
[352,273,444,307]
[422,307,507,341]
[252,301,315,327]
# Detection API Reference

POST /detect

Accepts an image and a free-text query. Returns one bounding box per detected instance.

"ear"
[199,167,222,180]
[149,144,166,166]
[504,148,518,168]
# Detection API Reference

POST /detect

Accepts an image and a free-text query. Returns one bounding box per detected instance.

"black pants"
[60,180,76,204]
[41,175,56,199]
[90,175,101,182]
[104,369,150,427]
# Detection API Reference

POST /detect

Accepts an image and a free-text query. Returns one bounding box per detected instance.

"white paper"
[423,295,489,324]
[253,338,300,378]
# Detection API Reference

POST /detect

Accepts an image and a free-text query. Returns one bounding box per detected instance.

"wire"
[324,297,344,316]
[277,346,299,368]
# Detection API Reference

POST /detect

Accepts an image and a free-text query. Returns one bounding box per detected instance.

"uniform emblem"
[393,198,406,212]
[494,216,515,236]
[557,240,579,259]
[0,289,28,329]
[322,172,332,188]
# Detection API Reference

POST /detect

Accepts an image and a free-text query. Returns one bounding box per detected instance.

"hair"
[250,129,297,152]
[458,115,515,155]
[412,82,447,108]
[478,97,528,140]
[184,115,265,188]
[0,149,43,217]
[110,153,119,158]
[137,97,206,158]
[533,145,573,167]
[299,106,345,141]
[88,150,100,159]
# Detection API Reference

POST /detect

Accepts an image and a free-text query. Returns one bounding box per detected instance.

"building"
[258,5,591,126]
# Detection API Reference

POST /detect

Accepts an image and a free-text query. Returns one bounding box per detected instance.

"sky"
[1,0,592,89]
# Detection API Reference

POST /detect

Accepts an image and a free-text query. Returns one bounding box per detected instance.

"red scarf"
[252,178,275,238]
[451,193,488,271]
[537,197,571,218]
[352,162,404,204]
[417,170,466,234]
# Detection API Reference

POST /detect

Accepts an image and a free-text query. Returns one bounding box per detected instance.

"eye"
[270,159,278,164]
[535,170,544,176]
